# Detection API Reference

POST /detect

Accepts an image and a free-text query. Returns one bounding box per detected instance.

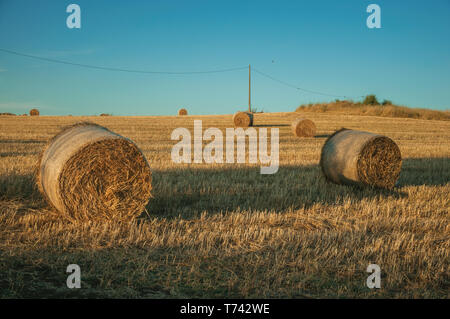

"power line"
[252,67,364,99]
[0,48,248,74]
[0,47,365,99]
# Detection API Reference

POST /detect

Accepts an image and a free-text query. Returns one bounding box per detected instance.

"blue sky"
[0,0,449,115]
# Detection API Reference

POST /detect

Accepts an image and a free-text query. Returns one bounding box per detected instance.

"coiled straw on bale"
[291,118,316,137]
[320,128,402,189]
[233,111,253,127]
[36,122,152,221]
[178,108,188,116]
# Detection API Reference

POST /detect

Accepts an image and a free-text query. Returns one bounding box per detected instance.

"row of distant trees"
[335,95,392,106]
[361,95,392,106]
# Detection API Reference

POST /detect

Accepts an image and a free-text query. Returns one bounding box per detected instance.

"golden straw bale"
[320,128,402,189]
[291,118,316,137]
[233,111,253,127]
[36,122,152,221]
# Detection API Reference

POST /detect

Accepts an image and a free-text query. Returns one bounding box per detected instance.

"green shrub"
[362,95,379,105]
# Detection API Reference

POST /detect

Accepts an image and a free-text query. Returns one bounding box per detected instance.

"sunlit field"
[0,111,448,298]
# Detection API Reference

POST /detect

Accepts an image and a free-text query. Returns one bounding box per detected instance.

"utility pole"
[248,64,251,113]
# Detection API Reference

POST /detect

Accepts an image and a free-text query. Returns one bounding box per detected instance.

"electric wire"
[0,48,364,98]
[253,67,364,99]
[0,48,248,74]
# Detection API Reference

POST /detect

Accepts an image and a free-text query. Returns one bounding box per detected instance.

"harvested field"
[0,112,449,298]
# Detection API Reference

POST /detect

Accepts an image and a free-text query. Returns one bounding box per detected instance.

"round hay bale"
[36,122,152,221]
[178,108,188,116]
[320,128,402,189]
[291,118,316,137]
[29,108,39,116]
[233,111,253,127]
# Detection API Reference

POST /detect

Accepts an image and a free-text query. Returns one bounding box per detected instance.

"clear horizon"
[1,0,449,115]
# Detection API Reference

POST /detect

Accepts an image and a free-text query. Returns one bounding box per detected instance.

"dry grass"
[0,112,449,298]
[296,101,450,121]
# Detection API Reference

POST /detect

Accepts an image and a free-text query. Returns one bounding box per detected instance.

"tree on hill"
[362,95,379,105]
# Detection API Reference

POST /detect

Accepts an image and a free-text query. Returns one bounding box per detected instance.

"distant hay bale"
[291,118,316,137]
[320,128,402,189]
[100,113,111,116]
[36,122,152,221]
[233,111,253,127]
[178,108,188,116]
[29,108,39,116]
[22,114,27,116]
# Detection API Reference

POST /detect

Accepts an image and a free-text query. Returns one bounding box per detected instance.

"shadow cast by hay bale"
[0,139,45,144]
[4,158,446,221]
[0,172,42,201]
[0,151,40,157]
[145,165,407,220]
[253,124,290,128]
[397,158,450,187]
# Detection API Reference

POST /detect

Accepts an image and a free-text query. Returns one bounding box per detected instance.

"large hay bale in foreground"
[36,123,152,220]
[320,128,402,189]
[233,111,253,127]
[29,108,39,116]
[178,108,188,116]
[292,118,316,137]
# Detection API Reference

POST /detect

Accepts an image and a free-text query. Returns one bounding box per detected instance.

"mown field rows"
[0,112,449,298]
